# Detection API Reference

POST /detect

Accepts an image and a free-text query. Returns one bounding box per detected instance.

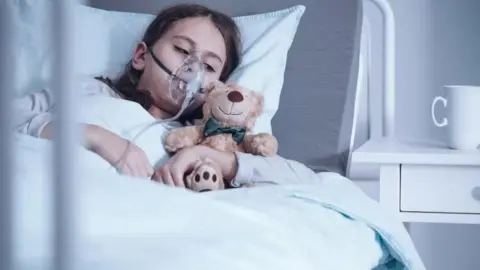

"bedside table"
[352,138,480,225]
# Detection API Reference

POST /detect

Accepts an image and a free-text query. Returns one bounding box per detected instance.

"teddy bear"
[164,81,278,191]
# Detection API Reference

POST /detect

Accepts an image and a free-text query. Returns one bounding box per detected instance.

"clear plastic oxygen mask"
[168,54,206,111]
[113,47,206,173]
[135,47,206,131]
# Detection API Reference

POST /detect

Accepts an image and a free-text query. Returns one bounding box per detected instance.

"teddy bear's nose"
[227,90,244,103]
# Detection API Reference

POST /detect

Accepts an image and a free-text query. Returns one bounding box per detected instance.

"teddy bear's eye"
[195,174,201,182]
[212,174,217,182]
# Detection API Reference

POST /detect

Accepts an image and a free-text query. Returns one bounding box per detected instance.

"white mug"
[431,85,480,150]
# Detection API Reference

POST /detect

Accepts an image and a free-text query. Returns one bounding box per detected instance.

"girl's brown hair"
[96,4,241,122]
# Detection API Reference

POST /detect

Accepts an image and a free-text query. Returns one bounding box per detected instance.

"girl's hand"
[86,125,154,178]
[152,145,238,188]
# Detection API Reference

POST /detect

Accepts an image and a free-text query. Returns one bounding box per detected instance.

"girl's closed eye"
[174,45,190,55]
[204,63,215,72]
[174,45,216,72]
[175,45,203,70]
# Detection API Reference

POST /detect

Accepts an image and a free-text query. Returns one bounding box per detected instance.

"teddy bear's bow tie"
[203,117,246,144]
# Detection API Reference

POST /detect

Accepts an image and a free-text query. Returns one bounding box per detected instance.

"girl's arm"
[14,90,104,151]
[14,78,119,140]
[231,152,321,186]
[14,78,154,178]
[14,89,55,138]
[198,147,320,186]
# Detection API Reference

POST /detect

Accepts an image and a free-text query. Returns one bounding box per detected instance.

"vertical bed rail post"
[0,1,15,270]
[367,0,396,138]
[51,0,83,269]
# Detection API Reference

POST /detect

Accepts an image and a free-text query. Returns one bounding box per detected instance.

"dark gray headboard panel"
[89,0,363,176]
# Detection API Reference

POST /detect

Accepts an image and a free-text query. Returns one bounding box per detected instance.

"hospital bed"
[1,0,425,269]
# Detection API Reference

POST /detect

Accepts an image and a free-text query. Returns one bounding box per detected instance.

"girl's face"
[131,17,227,118]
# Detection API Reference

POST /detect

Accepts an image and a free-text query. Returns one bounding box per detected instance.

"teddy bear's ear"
[202,82,216,95]
[204,80,225,94]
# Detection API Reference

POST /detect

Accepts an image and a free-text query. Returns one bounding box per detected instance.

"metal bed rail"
[1,1,15,269]
[1,0,84,269]
[369,0,396,138]
[50,1,83,269]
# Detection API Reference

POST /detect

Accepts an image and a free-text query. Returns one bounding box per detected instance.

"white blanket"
[13,133,425,270]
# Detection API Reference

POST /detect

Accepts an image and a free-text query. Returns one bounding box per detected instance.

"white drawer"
[400,165,480,214]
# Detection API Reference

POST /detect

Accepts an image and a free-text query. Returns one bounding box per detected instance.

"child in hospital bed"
[13,3,320,188]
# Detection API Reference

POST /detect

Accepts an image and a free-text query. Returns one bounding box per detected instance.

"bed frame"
[0,0,395,269]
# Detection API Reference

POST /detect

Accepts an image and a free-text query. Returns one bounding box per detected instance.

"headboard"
[90,0,363,176]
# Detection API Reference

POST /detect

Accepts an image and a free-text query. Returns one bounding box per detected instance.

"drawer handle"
[472,187,480,201]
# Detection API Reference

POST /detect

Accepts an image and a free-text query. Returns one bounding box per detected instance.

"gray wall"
[393,1,480,269]
[88,0,480,269]
[360,0,480,269]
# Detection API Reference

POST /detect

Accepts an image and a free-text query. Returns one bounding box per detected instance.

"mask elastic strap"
[148,46,205,93]
[147,46,188,83]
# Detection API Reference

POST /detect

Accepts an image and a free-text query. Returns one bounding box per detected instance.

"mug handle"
[431,96,448,127]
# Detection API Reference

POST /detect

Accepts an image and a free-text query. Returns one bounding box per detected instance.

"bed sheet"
[12,133,425,270]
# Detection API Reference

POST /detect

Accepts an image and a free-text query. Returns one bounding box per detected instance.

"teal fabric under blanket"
[209,172,426,270]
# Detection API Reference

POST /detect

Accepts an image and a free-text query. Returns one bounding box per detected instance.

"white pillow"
[11,3,305,134]
[226,7,305,134]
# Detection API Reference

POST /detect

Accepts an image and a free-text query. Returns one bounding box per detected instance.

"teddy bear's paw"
[187,162,223,192]
[249,133,278,157]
